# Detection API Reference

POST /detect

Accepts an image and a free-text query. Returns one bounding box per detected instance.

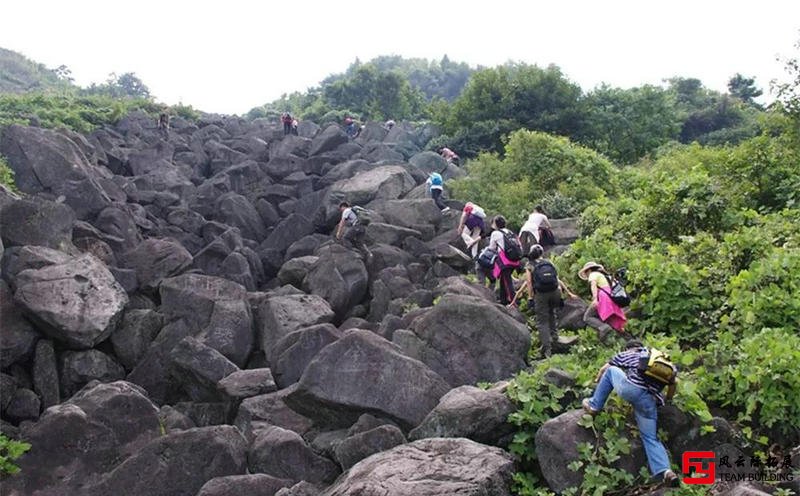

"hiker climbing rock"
[578,261,629,341]
[426,172,450,213]
[439,147,459,166]
[157,113,169,139]
[281,112,293,135]
[457,202,486,259]
[582,340,680,488]
[344,116,358,139]
[336,201,371,260]
[488,215,522,306]
[512,244,577,358]
[519,205,552,255]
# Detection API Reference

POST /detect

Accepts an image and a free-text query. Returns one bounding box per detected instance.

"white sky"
[2,0,798,115]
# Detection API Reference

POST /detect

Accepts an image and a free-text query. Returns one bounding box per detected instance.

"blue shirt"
[609,348,668,405]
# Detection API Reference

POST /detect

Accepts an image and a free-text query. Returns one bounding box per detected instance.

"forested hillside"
[1,42,799,496]
[0,48,74,94]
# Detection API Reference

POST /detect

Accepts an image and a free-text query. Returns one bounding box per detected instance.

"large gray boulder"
[401,294,530,386]
[409,384,516,447]
[126,319,193,404]
[285,329,449,430]
[197,297,254,368]
[309,124,349,156]
[110,309,164,371]
[60,349,126,397]
[88,425,248,496]
[0,198,75,250]
[334,424,406,470]
[197,474,293,496]
[262,213,315,253]
[0,125,112,219]
[369,198,443,230]
[257,292,335,363]
[234,386,314,438]
[121,238,192,290]
[271,323,343,389]
[303,243,369,318]
[248,425,340,484]
[7,381,160,496]
[33,340,60,409]
[0,280,38,369]
[217,368,277,401]
[215,192,268,242]
[535,409,646,494]
[323,438,515,496]
[170,337,240,402]
[159,273,247,329]
[13,253,128,349]
[277,255,318,288]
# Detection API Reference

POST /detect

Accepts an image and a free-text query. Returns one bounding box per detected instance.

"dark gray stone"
[0,280,38,368]
[334,424,406,470]
[159,273,247,329]
[0,197,75,249]
[248,425,340,484]
[198,298,254,368]
[5,387,40,423]
[217,368,277,400]
[32,340,60,409]
[170,337,239,402]
[13,253,128,349]
[121,238,192,290]
[197,474,293,496]
[111,309,164,371]
[303,243,369,319]
[256,293,335,363]
[285,330,449,430]
[234,386,315,439]
[60,349,126,398]
[271,323,343,389]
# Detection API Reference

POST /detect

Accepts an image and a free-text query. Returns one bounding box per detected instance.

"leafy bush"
[697,328,800,436]
[0,154,16,192]
[450,130,617,228]
[0,434,31,476]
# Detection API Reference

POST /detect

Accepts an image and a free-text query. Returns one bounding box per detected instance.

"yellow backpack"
[638,348,678,385]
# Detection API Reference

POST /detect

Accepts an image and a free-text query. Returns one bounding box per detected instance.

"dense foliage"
[450,130,617,226]
[0,154,16,191]
[0,434,31,476]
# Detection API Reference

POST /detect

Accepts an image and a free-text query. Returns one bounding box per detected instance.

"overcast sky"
[2,0,798,114]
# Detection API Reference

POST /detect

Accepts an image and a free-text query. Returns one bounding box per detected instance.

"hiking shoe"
[662,470,680,488]
[581,399,598,416]
[441,207,451,213]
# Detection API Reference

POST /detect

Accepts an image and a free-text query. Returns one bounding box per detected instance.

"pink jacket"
[492,249,520,279]
[596,290,627,331]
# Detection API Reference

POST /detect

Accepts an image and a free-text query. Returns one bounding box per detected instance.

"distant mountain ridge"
[0,47,75,94]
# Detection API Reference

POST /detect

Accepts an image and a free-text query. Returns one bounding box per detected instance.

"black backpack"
[602,273,631,307]
[532,260,559,292]
[501,230,523,261]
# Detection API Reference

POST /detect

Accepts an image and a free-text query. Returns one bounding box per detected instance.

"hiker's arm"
[457,211,466,233]
[559,279,577,299]
[336,218,345,239]
[666,380,678,401]
[590,280,599,306]
[595,363,610,383]
[543,217,552,228]
[526,268,534,299]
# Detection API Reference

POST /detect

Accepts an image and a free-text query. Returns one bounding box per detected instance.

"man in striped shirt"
[582,340,680,487]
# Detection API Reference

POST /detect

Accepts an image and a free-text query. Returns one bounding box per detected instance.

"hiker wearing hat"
[578,261,627,340]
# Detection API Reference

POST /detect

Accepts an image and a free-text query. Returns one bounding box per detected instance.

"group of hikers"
[281,112,299,136]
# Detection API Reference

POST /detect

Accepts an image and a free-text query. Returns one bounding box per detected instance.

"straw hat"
[578,261,604,280]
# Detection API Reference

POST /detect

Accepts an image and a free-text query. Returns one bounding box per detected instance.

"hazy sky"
[2,1,798,114]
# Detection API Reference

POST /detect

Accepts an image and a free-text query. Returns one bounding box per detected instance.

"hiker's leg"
[500,269,515,305]
[583,305,612,336]
[432,189,447,210]
[630,391,671,476]
[461,227,480,258]
[547,291,560,346]
[520,231,532,257]
[534,292,553,357]
[587,365,626,411]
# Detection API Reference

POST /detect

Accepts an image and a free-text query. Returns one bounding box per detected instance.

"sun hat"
[578,261,605,280]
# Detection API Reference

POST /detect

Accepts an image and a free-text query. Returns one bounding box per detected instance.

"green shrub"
[0,154,16,192]
[697,328,800,436]
[0,434,31,476]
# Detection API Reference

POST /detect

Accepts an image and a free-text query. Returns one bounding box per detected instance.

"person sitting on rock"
[578,261,629,342]
[439,147,460,166]
[513,244,577,358]
[336,201,371,259]
[281,112,293,136]
[582,340,680,488]
[344,116,358,139]
[426,172,449,213]
[519,205,552,256]
[457,202,486,259]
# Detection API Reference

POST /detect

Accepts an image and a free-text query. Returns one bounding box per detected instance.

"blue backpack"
[429,173,443,187]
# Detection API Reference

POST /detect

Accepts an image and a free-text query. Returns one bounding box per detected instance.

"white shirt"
[488,229,506,252]
[520,212,548,236]
[341,208,358,226]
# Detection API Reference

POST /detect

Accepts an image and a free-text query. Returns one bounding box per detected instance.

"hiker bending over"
[336,201,371,259]
[457,202,486,259]
[426,172,449,213]
[514,245,577,358]
[578,261,628,341]
[475,246,497,290]
[439,147,459,166]
[488,215,522,306]
[519,205,552,255]
[583,340,680,488]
